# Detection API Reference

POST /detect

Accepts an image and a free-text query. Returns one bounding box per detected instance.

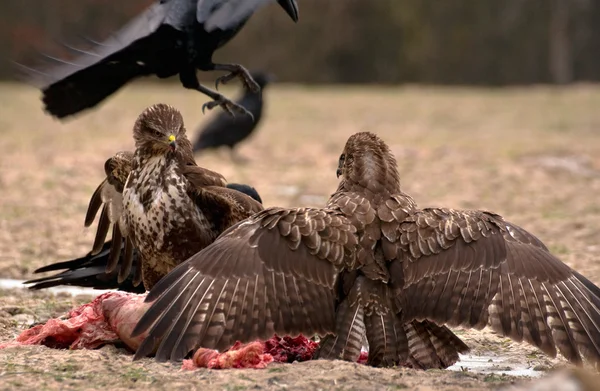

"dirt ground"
[1,82,600,390]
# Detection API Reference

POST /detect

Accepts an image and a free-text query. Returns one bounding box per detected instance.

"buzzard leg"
[212,63,260,93]
[179,67,254,119]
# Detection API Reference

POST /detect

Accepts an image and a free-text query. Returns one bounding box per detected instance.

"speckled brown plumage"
[83,103,263,291]
[131,131,600,371]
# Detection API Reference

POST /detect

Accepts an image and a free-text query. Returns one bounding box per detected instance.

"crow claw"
[201,94,254,120]
[214,67,260,93]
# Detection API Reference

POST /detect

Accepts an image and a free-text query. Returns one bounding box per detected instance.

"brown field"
[0,82,600,390]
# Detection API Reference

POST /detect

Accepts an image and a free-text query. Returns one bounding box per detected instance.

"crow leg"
[210,63,260,93]
[179,68,253,119]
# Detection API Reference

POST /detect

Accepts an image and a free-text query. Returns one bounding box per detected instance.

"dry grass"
[0,81,600,389]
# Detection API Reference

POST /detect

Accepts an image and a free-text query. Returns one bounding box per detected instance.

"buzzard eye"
[339,154,345,163]
[153,130,162,138]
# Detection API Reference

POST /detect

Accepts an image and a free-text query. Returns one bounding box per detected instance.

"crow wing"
[29,1,184,118]
[197,0,296,32]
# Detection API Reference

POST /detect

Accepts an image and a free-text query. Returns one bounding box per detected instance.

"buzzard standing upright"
[24,182,264,293]
[131,131,600,370]
[54,103,264,292]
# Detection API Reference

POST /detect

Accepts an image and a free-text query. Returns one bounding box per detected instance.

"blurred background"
[0,2,600,388]
[1,0,599,85]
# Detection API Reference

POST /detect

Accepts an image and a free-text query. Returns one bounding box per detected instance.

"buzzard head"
[336,132,401,194]
[132,103,192,158]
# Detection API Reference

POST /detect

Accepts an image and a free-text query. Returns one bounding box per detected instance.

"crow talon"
[202,96,254,121]
[215,73,236,90]
[243,76,260,93]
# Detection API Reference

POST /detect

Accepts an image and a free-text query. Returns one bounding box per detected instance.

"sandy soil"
[1,82,600,390]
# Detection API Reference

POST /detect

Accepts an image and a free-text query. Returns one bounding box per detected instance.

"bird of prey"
[48,103,264,293]
[24,182,263,293]
[23,0,299,120]
[193,71,273,162]
[131,131,600,370]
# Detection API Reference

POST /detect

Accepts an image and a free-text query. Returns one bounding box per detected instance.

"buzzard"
[60,103,264,292]
[24,182,264,293]
[23,0,299,120]
[193,71,273,162]
[131,131,600,370]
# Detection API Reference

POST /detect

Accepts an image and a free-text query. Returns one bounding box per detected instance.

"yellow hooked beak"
[168,134,176,151]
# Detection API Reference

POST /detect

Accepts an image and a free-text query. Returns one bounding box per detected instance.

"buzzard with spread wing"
[131,131,600,370]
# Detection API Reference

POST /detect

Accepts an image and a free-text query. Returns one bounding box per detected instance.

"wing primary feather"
[119,239,135,284]
[191,279,230,353]
[556,280,600,360]
[91,207,111,255]
[156,278,215,361]
[134,274,202,361]
[541,282,580,362]
[85,179,106,227]
[106,227,122,274]
[131,269,195,337]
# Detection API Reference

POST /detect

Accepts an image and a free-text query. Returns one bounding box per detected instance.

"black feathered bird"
[23,0,298,120]
[193,71,273,161]
[24,182,263,293]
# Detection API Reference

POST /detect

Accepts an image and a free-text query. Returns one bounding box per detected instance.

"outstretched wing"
[85,151,140,286]
[131,206,358,362]
[31,1,172,87]
[26,1,181,118]
[392,207,600,367]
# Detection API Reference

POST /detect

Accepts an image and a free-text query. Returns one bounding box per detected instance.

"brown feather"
[396,207,600,367]
[130,130,600,371]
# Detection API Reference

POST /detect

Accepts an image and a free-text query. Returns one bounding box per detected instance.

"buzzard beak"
[336,168,342,178]
[168,134,176,151]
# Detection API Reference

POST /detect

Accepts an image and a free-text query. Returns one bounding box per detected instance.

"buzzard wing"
[393,207,600,366]
[194,185,264,233]
[183,163,264,233]
[85,151,140,286]
[181,164,228,188]
[131,206,358,361]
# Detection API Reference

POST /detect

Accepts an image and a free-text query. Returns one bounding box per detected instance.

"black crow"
[23,0,298,120]
[193,71,273,161]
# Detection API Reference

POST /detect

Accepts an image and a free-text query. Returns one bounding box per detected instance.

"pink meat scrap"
[0,292,348,370]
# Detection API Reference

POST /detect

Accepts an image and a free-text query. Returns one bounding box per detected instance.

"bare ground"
[1,82,600,390]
